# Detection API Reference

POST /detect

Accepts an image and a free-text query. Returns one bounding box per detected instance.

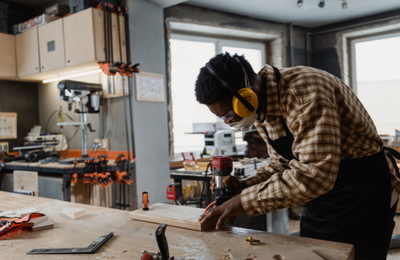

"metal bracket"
[27,232,114,254]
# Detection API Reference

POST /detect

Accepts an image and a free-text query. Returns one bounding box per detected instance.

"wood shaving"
[221,254,230,260]
[9,243,13,247]
[122,249,128,253]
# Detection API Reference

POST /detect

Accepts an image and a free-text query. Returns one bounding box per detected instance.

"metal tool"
[141,224,174,260]
[246,236,261,245]
[27,232,114,254]
[57,80,103,163]
[212,156,236,206]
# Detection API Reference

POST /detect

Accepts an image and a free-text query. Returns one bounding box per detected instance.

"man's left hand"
[198,195,245,230]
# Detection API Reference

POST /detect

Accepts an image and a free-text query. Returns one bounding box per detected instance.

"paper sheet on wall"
[135,72,164,102]
[0,112,17,139]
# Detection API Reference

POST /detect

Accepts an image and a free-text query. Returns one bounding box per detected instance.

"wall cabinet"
[9,7,127,81]
[38,19,65,72]
[16,28,40,77]
[63,8,106,67]
[0,33,16,77]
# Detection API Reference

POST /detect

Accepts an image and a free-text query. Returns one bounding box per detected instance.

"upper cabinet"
[0,33,16,78]
[16,28,40,77]
[63,8,105,67]
[8,7,128,80]
[38,19,65,72]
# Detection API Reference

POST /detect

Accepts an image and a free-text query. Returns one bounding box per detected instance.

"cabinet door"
[38,19,65,72]
[0,33,16,77]
[16,28,40,77]
[64,8,105,67]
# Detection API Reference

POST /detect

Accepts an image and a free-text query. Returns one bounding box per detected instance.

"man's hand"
[210,175,247,195]
[198,195,245,230]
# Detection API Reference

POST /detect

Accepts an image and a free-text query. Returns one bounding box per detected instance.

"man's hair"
[195,52,256,105]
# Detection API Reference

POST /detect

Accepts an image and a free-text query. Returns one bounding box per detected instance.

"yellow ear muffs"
[232,88,258,118]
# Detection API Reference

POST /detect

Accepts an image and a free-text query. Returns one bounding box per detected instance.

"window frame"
[349,30,400,95]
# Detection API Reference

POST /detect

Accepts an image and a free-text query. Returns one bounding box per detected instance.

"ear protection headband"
[205,59,258,118]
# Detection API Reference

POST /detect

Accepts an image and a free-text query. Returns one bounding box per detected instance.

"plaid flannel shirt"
[241,65,400,216]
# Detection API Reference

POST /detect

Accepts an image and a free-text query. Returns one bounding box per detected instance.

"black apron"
[261,67,398,260]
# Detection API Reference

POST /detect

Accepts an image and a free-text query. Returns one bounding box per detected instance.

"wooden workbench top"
[0,192,354,259]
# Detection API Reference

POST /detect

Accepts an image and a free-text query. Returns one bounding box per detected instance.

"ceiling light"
[318,0,325,8]
[297,0,303,7]
[342,0,348,9]
[42,69,103,84]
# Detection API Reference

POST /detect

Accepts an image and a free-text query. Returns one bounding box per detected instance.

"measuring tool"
[27,232,114,254]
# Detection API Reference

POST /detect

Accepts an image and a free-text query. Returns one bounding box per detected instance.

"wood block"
[63,207,87,219]
[13,171,38,197]
[28,216,48,226]
[129,203,217,231]
[32,219,54,231]
[229,245,324,260]
[15,208,39,217]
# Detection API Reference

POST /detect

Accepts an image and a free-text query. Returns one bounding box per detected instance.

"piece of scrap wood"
[28,216,48,226]
[32,219,54,231]
[62,207,87,219]
[15,207,39,217]
[129,203,217,231]
[229,245,324,260]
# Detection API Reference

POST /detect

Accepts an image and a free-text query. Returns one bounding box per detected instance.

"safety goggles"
[217,109,236,120]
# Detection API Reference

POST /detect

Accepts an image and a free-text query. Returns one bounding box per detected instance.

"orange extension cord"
[203,201,216,214]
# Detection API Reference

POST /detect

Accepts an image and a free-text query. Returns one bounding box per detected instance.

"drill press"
[212,156,236,206]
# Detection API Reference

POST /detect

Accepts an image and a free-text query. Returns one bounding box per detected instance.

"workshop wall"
[126,0,170,209]
[38,73,102,151]
[310,9,400,80]
[0,80,39,149]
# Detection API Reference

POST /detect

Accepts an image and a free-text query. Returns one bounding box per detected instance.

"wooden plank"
[129,203,217,231]
[13,171,38,197]
[28,215,48,226]
[15,207,39,217]
[63,207,87,219]
[229,245,324,260]
[32,218,54,231]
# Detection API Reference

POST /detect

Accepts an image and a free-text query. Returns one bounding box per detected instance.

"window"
[351,33,400,135]
[170,34,266,157]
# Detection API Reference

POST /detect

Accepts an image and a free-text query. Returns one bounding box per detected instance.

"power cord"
[199,160,212,208]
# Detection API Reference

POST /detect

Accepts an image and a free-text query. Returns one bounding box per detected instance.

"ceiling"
[5,0,400,28]
[159,0,400,28]
[2,0,52,8]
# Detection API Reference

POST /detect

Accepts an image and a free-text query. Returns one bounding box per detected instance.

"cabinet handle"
[67,60,70,63]
[42,66,44,69]
[36,67,38,70]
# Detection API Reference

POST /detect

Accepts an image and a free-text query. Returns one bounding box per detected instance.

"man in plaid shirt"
[197,52,400,260]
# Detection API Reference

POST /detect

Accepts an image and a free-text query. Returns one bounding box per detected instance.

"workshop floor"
[289,206,400,259]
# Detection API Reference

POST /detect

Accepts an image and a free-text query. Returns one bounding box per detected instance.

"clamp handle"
[156,224,169,259]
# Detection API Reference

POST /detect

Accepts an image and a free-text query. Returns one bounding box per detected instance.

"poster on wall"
[135,71,165,102]
[0,112,17,139]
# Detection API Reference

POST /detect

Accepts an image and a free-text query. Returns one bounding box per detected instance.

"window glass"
[355,36,400,135]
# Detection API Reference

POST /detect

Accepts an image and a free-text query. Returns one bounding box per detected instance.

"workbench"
[0,191,354,259]
[1,160,135,202]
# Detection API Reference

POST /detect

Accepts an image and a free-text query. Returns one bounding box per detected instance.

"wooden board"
[32,218,54,231]
[13,171,38,197]
[129,203,217,231]
[229,245,324,260]
[62,207,86,219]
